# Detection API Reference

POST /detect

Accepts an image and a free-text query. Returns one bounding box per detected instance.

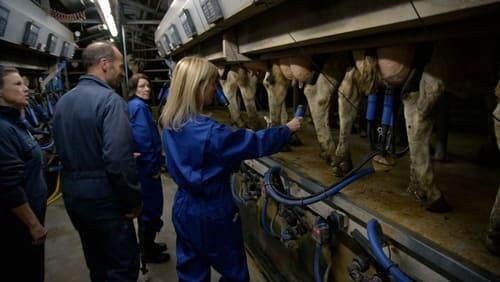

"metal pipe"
[121,25,129,87]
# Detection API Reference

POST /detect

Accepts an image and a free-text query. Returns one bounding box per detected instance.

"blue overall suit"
[53,75,141,281]
[0,106,48,282]
[127,96,163,232]
[163,115,291,282]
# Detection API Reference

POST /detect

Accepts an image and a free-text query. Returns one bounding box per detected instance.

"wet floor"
[45,176,266,282]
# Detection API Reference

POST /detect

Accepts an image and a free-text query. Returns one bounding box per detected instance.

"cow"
[218,65,263,130]
[274,55,351,162]
[332,38,499,216]
[487,77,500,255]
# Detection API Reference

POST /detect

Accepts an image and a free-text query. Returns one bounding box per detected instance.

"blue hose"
[367,219,412,282]
[230,174,245,205]
[263,167,374,206]
[261,197,279,239]
[314,242,322,282]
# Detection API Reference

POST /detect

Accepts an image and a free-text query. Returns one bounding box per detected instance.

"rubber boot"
[140,229,170,264]
[152,241,167,255]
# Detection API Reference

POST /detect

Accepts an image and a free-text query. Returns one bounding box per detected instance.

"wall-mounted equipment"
[23,22,40,47]
[61,41,71,58]
[0,6,9,37]
[162,34,171,52]
[179,9,197,38]
[156,41,166,57]
[168,25,182,48]
[200,0,223,24]
[46,33,58,54]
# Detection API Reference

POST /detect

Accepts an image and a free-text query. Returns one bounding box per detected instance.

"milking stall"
[0,0,500,281]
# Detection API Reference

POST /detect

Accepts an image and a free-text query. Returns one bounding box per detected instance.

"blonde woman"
[161,56,302,281]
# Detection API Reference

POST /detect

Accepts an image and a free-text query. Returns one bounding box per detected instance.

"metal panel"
[0,0,76,58]
[154,0,275,55]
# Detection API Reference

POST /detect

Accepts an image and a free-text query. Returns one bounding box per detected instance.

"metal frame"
[242,157,497,281]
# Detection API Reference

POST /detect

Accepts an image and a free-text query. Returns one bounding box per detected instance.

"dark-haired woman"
[0,65,48,281]
[128,73,169,264]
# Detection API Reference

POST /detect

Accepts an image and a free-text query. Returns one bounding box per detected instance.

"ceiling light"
[95,0,118,37]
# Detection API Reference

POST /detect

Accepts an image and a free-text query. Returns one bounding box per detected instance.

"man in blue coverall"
[53,42,142,281]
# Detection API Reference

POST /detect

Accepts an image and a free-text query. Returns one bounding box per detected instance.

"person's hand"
[286,117,303,133]
[30,223,47,245]
[124,206,143,219]
[133,152,141,159]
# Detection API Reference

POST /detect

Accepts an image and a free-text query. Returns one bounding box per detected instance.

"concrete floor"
[45,176,266,282]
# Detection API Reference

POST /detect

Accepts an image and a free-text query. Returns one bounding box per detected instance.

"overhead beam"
[59,19,101,24]
[124,20,161,25]
[121,0,163,18]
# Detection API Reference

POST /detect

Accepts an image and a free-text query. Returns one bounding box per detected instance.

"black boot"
[140,230,170,264]
[153,242,167,255]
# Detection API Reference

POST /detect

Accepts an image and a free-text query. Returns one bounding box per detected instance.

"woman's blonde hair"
[160,56,218,130]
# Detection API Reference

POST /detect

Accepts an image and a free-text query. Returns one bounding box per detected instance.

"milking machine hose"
[230,173,246,205]
[263,166,374,206]
[314,241,323,282]
[367,219,412,282]
[261,196,280,239]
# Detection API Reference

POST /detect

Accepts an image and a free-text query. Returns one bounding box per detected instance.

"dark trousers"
[63,195,140,282]
[0,220,45,282]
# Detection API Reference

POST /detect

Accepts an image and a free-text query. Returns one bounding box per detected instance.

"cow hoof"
[359,129,367,138]
[235,119,246,128]
[477,145,500,167]
[373,154,396,166]
[432,151,447,162]
[486,234,500,256]
[425,195,451,213]
[319,150,328,161]
[288,134,303,146]
[331,159,353,177]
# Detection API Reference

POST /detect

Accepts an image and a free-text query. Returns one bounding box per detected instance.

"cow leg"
[404,72,449,212]
[333,68,361,176]
[304,74,336,163]
[280,103,288,125]
[433,93,449,161]
[220,70,245,127]
[237,69,261,130]
[486,78,500,255]
[263,64,289,127]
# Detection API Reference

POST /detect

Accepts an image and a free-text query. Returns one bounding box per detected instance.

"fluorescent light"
[96,0,118,37]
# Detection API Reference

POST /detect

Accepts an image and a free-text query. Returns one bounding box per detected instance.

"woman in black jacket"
[0,65,48,282]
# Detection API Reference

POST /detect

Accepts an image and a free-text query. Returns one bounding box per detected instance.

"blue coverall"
[0,106,48,282]
[53,75,141,281]
[163,115,291,282]
[128,96,163,232]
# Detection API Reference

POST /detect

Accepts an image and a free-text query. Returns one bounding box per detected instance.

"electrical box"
[0,6,9,37]
[200,0,224,24]
[61,41,72,58]
[46,33,58,54]
[23,22,40,47]
[156,41,166,57]
[168,25,182,48]
[162,34,171,52]
[179,9,197,38]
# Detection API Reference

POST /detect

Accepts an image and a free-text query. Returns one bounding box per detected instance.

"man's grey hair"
[82,41,116,70]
